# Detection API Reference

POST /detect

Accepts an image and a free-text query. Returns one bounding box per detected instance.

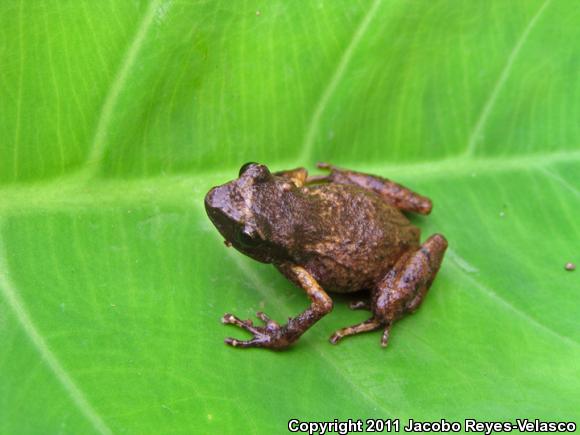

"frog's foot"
[223,265,334,350]
[329,319,394,347]
[221,312,292,349]
[329,318,382,345]
[348,299,371,311]
[380,324,392,348]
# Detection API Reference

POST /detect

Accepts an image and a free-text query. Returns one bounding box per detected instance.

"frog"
[204,162,448,350]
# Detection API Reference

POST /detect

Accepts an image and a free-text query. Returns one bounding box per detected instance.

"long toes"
[381,327,390,348]
[224,337,242,347]
[348,300,370,310]
[221,313,237,323]
[221,313,258,333]
[256,311,270,322]
[222,313,289,349]
[329,330,345,345]
[225,337,263,348]
[221,313,249,326]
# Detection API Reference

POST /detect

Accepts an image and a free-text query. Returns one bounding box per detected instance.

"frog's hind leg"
[329,234,447,347]
[372,234,447,347]
[315,162,432,214]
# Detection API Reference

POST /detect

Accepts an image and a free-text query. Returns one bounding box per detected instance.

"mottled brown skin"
[204,162,448,349]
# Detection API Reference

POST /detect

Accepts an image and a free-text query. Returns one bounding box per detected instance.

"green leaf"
[1,0,579,433]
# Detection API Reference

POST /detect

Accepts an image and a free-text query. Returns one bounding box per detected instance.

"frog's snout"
[204,186,217,209]
[204,186,223,223]
[204,184,230,213]
[204,184,240,245]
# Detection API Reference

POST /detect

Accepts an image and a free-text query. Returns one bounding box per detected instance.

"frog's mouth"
[206,208,232,244]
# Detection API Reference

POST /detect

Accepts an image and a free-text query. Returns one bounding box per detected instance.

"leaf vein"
[299,0,384,163]
[0,224,112,435]
[539,167,580,198]
[464,0,552,156]
[448,253,580,348]
[82,0,163,179]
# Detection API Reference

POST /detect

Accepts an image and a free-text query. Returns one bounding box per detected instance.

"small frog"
[205,163,447,349]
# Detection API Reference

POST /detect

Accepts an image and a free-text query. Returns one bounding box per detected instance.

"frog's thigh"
[374,234,448,320]
[273,167,308,187]
[329,234,447,347]
[316,162,432,215]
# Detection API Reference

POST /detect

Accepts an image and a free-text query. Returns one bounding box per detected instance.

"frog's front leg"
[222,264,333,350]
[273,167,308,187]
[330,234,447,347]
[314,163,432,215]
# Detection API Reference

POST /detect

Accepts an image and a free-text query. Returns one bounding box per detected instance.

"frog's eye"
[239,162,271,182]
[237,229,261,248]
[239,162,258,177]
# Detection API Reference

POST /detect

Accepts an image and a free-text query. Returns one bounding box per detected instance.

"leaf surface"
[0,1,579,433]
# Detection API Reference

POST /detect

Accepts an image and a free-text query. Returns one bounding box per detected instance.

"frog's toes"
[221,313,256,330]
[348,300,370,311]
[328,318,382,345]
[329,331,346,345]
[222,312,284,349]
[256,311,271,322]
[224,336,264,348]
[224,330,278,348]
[381,325,392,348]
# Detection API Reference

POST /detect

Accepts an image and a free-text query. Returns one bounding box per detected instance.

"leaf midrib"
[0,150,577,214]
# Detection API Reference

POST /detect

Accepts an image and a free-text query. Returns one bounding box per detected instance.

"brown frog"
[204,162,447,349]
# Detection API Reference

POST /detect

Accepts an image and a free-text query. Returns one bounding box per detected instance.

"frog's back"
[295,183,420,293]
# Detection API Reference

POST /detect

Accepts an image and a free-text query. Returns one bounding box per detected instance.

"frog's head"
[205,162,293,263]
